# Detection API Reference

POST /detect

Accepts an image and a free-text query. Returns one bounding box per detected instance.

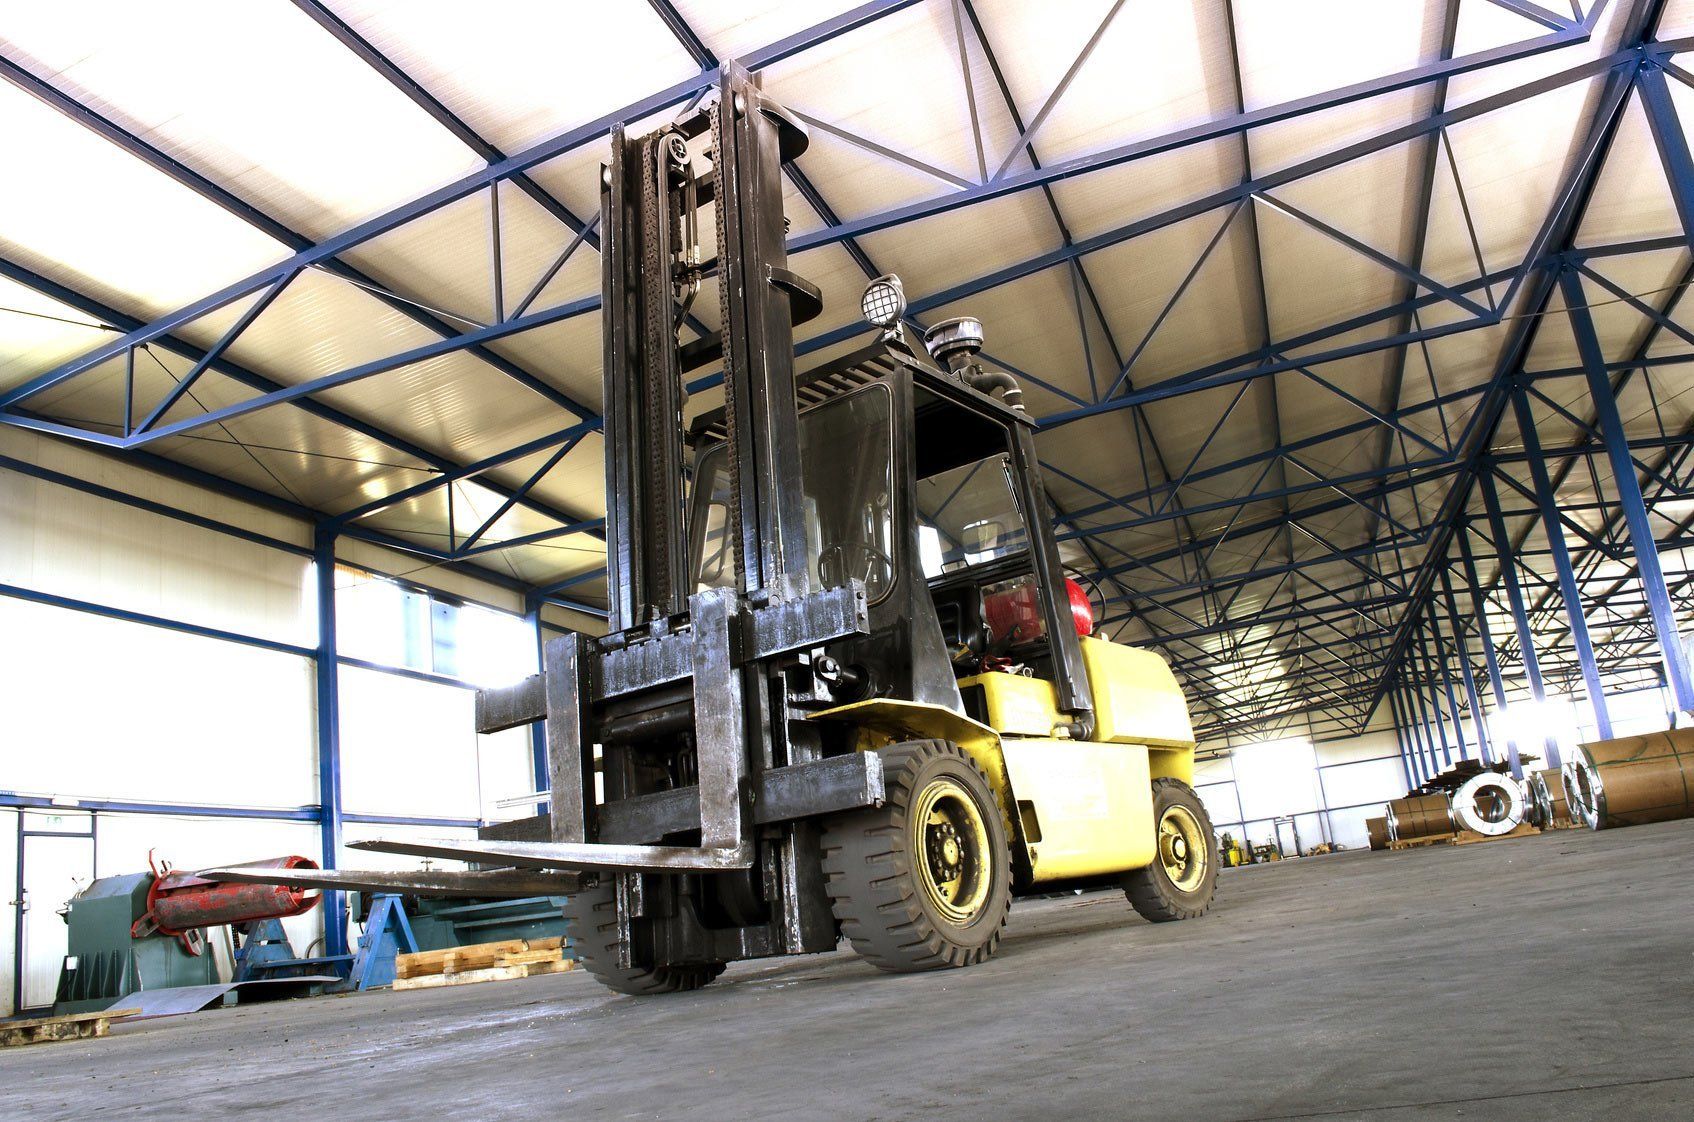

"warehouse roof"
[2,0,1691,743]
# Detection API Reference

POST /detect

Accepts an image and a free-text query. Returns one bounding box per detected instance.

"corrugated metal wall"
[0,430,542,1014]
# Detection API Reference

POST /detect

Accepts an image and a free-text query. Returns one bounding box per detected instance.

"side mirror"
[963,519,1005,557]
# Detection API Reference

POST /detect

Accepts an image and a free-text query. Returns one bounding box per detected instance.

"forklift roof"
[690,340,1033,479]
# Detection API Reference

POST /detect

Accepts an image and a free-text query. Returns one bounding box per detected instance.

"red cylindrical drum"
[148,855,320,934]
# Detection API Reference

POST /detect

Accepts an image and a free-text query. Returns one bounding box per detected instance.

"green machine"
[53,872,219,1014]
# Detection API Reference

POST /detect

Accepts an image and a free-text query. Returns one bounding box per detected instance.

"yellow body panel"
[1000,738,1156,881]
[957,671,1059,737]
[807,699,1013,822]
[812,635,1193,886]
[1079,637,1196,749]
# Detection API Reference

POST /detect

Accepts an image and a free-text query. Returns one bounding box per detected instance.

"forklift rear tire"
[562,877,726,996]
[821,740,1011,973]
[1123,778,1218,922]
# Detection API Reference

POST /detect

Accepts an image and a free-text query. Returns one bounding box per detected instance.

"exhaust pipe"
[923,317,1024,410]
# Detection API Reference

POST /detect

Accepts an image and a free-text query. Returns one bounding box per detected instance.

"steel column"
[1389,687,1416,788]
[1438,566,1494,763]
[1512,381,1615,737]
[1427,608,1472,760]
[1391,687,1421,784]
[1411,623,1453,767]
[313,526,348,959]
[1478,468,1553,772]
[1561,268,1694,712]
[1400,680,1432,780]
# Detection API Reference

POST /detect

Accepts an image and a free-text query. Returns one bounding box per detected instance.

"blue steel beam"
[313,527,348,959]
[1477,473,1557,773]
[0,51,598,420]
[1427,610,1473,760]
[1438,565,1494,764]
[786,12,1611,254]
[1561,268,1694,710]
[0,0,925,406]
[1510,385,1616,737]
[0,253,594,536]
[4,15,1623,450]
[1360,15,1649,744]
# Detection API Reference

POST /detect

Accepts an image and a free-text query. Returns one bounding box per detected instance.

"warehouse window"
[334,565,534,686]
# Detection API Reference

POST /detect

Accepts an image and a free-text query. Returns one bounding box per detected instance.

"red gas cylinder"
[1065,577,1095,638]
[133,854,320,953]
[983,575,1094,647]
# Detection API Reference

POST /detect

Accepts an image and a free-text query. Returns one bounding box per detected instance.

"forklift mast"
[449,63,877,895]
[602,62,813,627]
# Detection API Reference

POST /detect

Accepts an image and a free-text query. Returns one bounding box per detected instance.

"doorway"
[12,810,96,1013]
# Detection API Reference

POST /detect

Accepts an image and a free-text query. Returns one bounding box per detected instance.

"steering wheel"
[818,541,894,600]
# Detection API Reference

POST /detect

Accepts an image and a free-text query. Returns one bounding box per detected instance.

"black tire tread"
[820,740,1011,973]
[1123,777,1219,923]
[562,878,725,996]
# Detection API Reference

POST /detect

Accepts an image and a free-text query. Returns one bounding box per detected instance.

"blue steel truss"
[1,0,1692,812]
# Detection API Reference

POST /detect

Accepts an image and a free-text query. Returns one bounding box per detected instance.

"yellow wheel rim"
[911,776,992,925]
[1158,804,1207,893]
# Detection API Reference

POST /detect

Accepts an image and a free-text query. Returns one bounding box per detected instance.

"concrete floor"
[9,819,1693,1121]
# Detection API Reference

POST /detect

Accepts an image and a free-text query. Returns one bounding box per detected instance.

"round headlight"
[860,273,906,329]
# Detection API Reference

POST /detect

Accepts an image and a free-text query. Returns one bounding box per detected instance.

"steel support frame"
[3,0,1691,754]
[1560,268,1694,711]
[1510,381,1616,738]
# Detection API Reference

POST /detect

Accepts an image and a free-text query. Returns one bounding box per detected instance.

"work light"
[860,273,906,328]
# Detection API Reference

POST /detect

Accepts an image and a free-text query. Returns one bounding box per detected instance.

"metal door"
[14,811,95,1011]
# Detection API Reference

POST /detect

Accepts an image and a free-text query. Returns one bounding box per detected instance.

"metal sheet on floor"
[111,976,343,1020]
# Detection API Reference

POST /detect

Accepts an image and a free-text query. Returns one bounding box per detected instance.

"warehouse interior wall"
[0,429,549,1015]
[1194,710,1409,855]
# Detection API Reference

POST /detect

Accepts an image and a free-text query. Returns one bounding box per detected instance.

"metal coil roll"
[1384,794,1453,840]
[1569,729,1694,829]
[1366,816,1389,851]
[1560,761,1590,828]
[1531,767,1569,826]
[1451,772,1525,836]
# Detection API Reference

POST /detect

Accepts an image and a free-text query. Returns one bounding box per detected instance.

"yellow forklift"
[234,65,1218,994]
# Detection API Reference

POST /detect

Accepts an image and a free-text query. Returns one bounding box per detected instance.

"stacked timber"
[1366,816,1389,851]
[394,936,572,991]
[1566,729,1694,830]
[1385,794,1453,846]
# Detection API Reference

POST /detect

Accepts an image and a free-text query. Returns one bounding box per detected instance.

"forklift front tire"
[821,740,1012,973]
[563,877,726,996]
[1122,777,1218,922]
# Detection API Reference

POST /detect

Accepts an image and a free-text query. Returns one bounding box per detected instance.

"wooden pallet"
[1388,833,1453,850]
[1453,822,1540,845]
[393,937,572,991]
[0,1008,139,1048]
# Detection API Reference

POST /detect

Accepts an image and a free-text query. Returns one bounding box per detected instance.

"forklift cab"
[688,301,1096,737]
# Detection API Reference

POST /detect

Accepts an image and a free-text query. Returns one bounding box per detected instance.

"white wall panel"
[478,727,537,823]
[1323,805,1377,851]
[1193,778,1243,830]
[0,598,316,807]
[1316,730,1402,767]
[336,667,481,820]
[1320,757,1407,811]
[0,463,312,646]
